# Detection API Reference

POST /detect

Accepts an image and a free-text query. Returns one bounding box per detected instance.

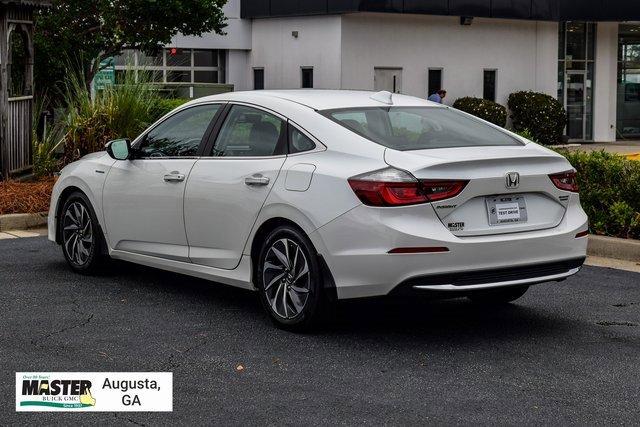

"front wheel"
[468,286,529,304]
[59,192,107,274]
[257,226,326,332]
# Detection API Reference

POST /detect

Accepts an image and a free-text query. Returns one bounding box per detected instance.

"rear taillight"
[420,180,470,202]
[549,170,579,193]
[348,167,468,207]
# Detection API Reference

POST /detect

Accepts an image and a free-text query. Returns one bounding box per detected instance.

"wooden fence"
[4,95,33,175]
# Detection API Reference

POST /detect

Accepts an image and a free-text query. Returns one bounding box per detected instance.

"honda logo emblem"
[505,172,520,189]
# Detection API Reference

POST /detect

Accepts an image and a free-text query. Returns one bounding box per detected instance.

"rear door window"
[211,105,286,157]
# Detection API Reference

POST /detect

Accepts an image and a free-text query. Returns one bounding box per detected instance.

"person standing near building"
[428,89,447,104]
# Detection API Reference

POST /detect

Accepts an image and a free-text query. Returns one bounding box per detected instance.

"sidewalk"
[565,140,640,156]
[0,228,47,239]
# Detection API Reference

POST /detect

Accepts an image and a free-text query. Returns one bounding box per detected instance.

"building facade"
[157,0,640,142]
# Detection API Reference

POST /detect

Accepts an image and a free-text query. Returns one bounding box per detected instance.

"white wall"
[535,21,560,96]
[340,14,558,106]
[250,16,342,90]
[593,22,619,142]
[226,50,250,90]
[170,0,251,50]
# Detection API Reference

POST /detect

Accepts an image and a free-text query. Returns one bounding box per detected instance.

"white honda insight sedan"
[49,90,588,330]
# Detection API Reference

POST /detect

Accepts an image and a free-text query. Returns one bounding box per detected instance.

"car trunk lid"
[384,145,574,236]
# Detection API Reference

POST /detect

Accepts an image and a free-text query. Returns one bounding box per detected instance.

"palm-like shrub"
[62,69,161,163]
[32,96,65,178]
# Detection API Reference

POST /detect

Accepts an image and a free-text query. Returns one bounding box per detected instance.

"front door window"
[138,104,221,157]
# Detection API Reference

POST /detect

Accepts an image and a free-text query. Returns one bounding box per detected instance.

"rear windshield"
[323,107,521,151]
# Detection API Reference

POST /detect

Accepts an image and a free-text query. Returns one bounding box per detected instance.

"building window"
[483,70,496,102]
[428,68,443,97]
[617,23,640,139]
[301,67,313,88]
[113,48,226,85]
[558,22,596,141]
[254,68,264,90]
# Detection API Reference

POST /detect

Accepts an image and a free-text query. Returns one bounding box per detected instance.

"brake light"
[348,168,468,207]
[549,170,579,192]
[420,180,470,202]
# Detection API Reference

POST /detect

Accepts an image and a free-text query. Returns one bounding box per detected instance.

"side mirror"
[106,139,131,160]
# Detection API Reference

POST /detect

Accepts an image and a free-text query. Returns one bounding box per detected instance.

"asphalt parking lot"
[1,236,639,425]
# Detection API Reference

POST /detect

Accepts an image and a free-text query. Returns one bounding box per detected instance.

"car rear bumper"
[311,197,589,299]
[390,257,584,294]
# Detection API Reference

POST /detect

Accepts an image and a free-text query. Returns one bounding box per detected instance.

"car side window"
[289,125,316,154]
[138,104,221,158]
[211,105,286,157]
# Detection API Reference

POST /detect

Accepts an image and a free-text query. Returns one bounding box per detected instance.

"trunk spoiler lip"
[383,146,571,174]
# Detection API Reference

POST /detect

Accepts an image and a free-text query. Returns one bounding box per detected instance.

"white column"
[593,22,619,142]
[535,21,559,97]
[226,50,250,91]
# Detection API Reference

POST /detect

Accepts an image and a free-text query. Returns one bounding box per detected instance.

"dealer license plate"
[486,195,528,226]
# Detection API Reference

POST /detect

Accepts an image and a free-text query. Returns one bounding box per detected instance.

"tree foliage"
[34,0,227,100]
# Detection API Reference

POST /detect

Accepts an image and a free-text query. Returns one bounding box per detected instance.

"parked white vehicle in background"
[49,90,588,330]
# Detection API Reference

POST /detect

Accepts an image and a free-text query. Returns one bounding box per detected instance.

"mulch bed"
[0,178,56,215]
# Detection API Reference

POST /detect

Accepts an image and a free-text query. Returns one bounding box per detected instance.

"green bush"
[149,98,190,122]
[508,91,567,145]
[452,97,507,127]
[558,150,640,239]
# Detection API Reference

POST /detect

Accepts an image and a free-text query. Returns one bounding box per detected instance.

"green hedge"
[508,91,567,145]
[452,97,507,127]
[559,150,640,239]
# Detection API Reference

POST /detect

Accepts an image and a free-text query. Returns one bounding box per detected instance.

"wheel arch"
[54,186,85,244]
[53,185,106,255]
[249,216,336,301]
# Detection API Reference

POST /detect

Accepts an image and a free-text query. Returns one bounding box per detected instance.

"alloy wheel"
[62,202,94,266]
[262,238,311,319]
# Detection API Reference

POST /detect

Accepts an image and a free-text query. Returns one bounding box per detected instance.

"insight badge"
[16,372,172,412]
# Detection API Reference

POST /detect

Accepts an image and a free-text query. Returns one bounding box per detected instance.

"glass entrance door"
[565,71,586,140]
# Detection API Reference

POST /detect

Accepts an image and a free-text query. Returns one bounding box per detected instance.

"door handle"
[245,174,270,186]
[164,172,185,183]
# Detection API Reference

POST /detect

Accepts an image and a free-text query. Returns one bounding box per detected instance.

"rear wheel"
[468,286,529,304]
[257,226,325,332]
[59,192,107,274]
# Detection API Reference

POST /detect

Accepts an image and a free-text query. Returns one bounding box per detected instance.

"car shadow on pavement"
[78,258,566,344]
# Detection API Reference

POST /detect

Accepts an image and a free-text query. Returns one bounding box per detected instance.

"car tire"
[468,286,529,304]
[256,225,326,332]
[59,191,108,274]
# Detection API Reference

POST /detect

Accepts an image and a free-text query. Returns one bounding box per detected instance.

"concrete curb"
[0,213,48,232]
[0,213,638,263]
[587,235,640,263]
